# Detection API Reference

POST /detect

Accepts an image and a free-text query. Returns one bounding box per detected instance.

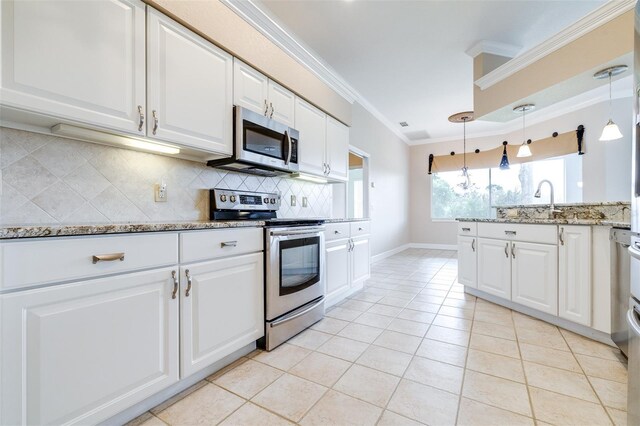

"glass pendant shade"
[599,119,623,141]
[499,144,510,170]
[517,143,532,157]
[458,166,471,190]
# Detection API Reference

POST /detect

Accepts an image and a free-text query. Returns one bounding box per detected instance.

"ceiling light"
[399,121,409,127]
[448,111,475,190]
[499,141,510,170]
[513,104,535,158]
[51,124,181,155]
[593,65,627,141]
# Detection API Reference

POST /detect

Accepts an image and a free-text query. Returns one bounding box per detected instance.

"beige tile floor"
[127,249,629,426]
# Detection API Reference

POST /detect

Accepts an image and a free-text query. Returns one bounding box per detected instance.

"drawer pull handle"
[221,241,238,248]
[471,239,475,252]
[171,270,178,300]
[505,230,517,235]
[358,227,363,231]
[92,253,124,264]
[511,243,516,259]
[504,243,509,258]
[462,227,471,231]
[334,230,342,234]
[559,227,565,245]
[185,269,192,297]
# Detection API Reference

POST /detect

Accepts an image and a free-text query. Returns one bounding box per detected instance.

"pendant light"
[593,65,627,141]
[448,111,475,190]
[513,104,535,157]
[499,141,510,170]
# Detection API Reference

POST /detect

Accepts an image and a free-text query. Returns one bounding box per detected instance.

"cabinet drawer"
[180,228,263,263]
[0,233,178,291]
[458,222,477,235]
[477,223,557,244]
[325,223,350,241]
[350,221,371,237]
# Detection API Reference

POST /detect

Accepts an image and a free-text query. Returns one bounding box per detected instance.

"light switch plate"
[302,197,308,207]
[290,195,297,206]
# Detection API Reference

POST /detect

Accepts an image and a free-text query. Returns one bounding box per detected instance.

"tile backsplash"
[0,127,332,225]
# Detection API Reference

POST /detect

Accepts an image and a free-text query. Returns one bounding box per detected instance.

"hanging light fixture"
[448,111,475,190]
[593,65,627,141]
[499,141,510,170]
[513,104,535,157]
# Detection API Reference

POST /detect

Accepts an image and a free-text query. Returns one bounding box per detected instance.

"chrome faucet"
[534,180,562,217]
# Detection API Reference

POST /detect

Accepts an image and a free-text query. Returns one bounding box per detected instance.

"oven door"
[266,227,325,321]
[235,106,299,173]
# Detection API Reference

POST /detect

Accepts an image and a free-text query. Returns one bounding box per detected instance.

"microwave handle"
[284,130,292,165]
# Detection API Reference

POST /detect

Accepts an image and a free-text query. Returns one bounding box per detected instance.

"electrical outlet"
[371,182,375,188]
[290,195,297,206]
[155,181,167,202]
[302,197,308,207]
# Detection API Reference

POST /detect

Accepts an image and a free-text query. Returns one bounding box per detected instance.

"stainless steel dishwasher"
[611,228,636,357]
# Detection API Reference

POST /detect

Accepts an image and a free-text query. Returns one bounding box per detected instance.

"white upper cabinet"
[325,116,349,181]
[511,241,558,315]
[295,98,327,176]
[0,0,146,135]
[558,226,592,326]
[233,59,295,127]
[147,9,233,154]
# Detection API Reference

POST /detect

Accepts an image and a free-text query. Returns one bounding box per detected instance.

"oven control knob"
[263,198,269,204]
[220,195,227,202]
[270,198,276,204]
[230,195,236,203]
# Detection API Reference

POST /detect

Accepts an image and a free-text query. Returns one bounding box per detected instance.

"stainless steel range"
[211,188,325,351]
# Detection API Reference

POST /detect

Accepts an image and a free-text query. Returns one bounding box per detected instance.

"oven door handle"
[628,305,640,336]
[270,297,324,328]
[284,130,292,165]
[270,227,325,236]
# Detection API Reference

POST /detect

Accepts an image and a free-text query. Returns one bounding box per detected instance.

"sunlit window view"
[348,152,365,219]
[431,154,583,219]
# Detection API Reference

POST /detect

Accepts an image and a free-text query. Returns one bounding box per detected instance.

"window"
[431,154,582,220]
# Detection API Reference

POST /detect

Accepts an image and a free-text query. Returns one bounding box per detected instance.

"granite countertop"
[601,221,632,229]
[0,220,266,240]
[493,201,630,209]
[457,217,631,227]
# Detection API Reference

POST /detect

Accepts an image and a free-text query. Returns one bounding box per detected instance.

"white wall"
[410,97,633,246]
[350,103,411,257]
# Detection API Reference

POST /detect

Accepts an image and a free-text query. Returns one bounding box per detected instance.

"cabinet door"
[352,236,371,286]
[325,238,351,308]
[457,236,477,288]
[233,59,269,116]
[295,98,327,176]
[477,238,511,299]
[268,81,296,127]
[180,253,263,377]
[0,268,179,426]
[512,241,558,315]
[558,226,592,325]
[147,8,233,154]
[326,116,349,181]
[0,0,146,134]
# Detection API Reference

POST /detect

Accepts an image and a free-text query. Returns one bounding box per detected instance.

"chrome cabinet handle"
[137,105,144,131]
[505,230,517,236]
[327,164,331,175]
[471,239,475,252]
[185,269,192,297]
[350,239,355,252]
[511,243,516,259]
[92,252,124,264]
[359,227,363,231]
[334,230,342,235]
[264,99,269,116]
[462,227,471,232]
[152,110,159,135]
[269,102,274,118]
[171,270,179,299]
[559,227,565,245]
[221,241,237,248]
[505,243,509,258]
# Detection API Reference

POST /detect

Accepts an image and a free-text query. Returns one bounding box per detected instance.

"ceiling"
[256,0,608,144]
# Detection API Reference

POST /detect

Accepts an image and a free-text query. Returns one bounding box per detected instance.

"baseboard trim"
[371,243,457,263]
[371,244,411,263]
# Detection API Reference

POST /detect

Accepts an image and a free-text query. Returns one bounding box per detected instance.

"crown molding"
[221,0,411,144]
[466,40,521,59]
[475,0,635,91]
[408,76,632,146]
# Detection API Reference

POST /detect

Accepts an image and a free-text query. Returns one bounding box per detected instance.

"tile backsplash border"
[0,127,332,225]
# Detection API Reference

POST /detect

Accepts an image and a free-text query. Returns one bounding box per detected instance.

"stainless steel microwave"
[208,106,300,176]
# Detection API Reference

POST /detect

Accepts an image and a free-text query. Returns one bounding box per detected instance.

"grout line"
[511,307,538,424]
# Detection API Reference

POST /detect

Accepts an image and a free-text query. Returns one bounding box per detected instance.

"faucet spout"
[534,180,560,217]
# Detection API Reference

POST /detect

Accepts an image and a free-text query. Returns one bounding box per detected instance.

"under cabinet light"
[51,124,181,155]
[291,173,328,184]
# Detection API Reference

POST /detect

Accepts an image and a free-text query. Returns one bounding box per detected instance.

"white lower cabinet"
[0,267,179,426]
[179,253,264,377]
[325,238,351,305]
[351,236,371,285]
[511,241,558,315]
[457,235,477,288]
[558,226,592,326]
[477,238,511,299]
